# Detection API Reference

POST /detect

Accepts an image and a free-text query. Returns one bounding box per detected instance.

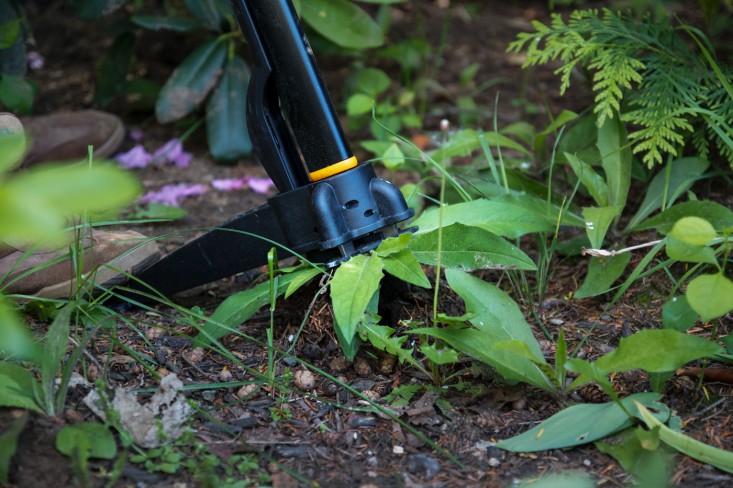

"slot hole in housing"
[364,209,375,217]
[343,200,359,210]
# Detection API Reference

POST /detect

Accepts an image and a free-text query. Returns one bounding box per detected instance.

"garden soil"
[3,1,733,487]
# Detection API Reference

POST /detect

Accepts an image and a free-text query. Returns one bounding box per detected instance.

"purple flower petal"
[27,51,45,70]
[153,138,193,168]
[246,177,275,195]
[129,128,145,142]
[212,178,247,191]
[139,183,207,207]
[115,144,153,169]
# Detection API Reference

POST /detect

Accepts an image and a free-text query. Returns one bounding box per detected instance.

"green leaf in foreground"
[199,268,317,346]
[0,363,41,412]
[0,410,27,484]
[300,0,384,49]
[56,422,117,460]
[634,200,733,234]
[574,253,631,299]
[412,196,565,239]
[686,273,733,321]
[594,329,722,374]
[662,295,698,332]
[497,393,668,452]
[668,216,717,246]
[381,249,430,288]
[155,38,227,123]
[206,55,252,161]
[330,254,383,344]
[409,223,536,271]
[635,401,733,474]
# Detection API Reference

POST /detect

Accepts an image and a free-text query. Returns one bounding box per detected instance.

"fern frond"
[509,8,733,169]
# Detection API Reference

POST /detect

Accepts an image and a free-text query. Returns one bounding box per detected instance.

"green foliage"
[497,393,669,452]
[509,8,733,168]
[56,422,117,487]
[635,401,733,474]
[0,410,27,485]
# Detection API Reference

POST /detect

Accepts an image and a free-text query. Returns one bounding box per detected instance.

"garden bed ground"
[3,1,733,487]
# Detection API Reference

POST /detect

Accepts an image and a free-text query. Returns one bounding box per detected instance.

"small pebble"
[237,383,258,399]
[146,327,166,340]
[393,445,404,455]
[488,457,501,468]
[218,368,233,382]
[407,453,442,479]
[293,370,316,391]
[549,318,565,326]
[201,390,217,402]
[187,347,206,363]
[282,356,297,367]
[583,459,592,466]
[353,357,372,377]
[362,390,381,401]
[329,356,350,372]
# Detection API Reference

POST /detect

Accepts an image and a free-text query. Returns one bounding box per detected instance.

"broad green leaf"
[0,363,42,412]
[575,253,631,299]
[0,132,26,173]
[445,269,543,359]
[0,410,27,485]
[413,196,565,239]
[414,328,555,390]
[184,0,231,30]
[0,162,140,243]
[381,142,405,170]
[596,427,674,486]
[40,305,72,414]
[284,267,321,299]
[357,0,408,3]
[156,39,227,123]
[634,201,733,234]
[582,206,621,249]
[497,393,667,452]
[665,236,718,266]
[597,114,631,211]
[56,422,117,460]
[595,329,723,374]
[686,273,733,321]
[420,343,459,365]
[514,474,596,488]
[301,0,384,49]
[206,55,252,161]
[358,321,419,367]
[625,157,710,232]
[668,217,717,246]
[662,295,698,331]
[410,224,536,271]
[0,297,39,362]
[354,68,391,97]
[0,19,20,49]
[565,358,617,398]
[635,401,733,474]
[565,153,608,206]
[94,32,135,108]
[130,16,203,31]
[200,269,315,346]
[381,249,430,288]
[431,128,530,161]
[132,203,187,221]
[330,254,383,343]
[374,233,411,257]
[0,75,33,114]
[346,93,374,116]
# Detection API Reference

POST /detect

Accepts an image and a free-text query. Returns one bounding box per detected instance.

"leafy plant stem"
[430,120,450,386]
[267,249,278,392]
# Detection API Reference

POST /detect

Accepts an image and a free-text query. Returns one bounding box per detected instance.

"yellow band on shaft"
[309,156,358,181]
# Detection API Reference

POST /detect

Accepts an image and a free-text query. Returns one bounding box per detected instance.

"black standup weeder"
[122,0,414,300]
